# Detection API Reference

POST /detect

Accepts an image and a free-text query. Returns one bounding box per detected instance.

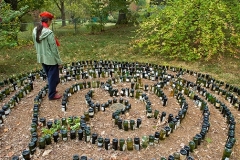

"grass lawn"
[0,24,239,87]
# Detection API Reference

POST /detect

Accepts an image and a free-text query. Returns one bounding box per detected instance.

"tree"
[134,0,240,61]
[0,1,28,48]
[50,0,138,27]
[51,0,90,27]
[4,0,51,27]
[53,0,66,26]
[88,0,109,32]
[108,0,143,25]
[109,0,131,25]
[4,0,45,11]
[66,0,91,21]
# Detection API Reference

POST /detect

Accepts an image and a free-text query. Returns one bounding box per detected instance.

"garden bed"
[0,61,239,160]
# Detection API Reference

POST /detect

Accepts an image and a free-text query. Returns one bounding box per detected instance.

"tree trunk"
[116,10,128,25]
[60,1,66,27]
[30,10,41,26]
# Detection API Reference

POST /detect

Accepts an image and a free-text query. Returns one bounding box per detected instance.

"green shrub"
[134,0,240,61]
[0,1,28,48]
[85,22,103,34]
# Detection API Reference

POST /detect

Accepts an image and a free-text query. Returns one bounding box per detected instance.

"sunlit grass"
[0,24,240,87]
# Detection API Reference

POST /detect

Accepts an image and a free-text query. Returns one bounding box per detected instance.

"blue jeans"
[42,63,60,99]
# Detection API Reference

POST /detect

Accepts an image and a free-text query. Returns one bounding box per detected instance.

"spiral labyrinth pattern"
[0,60,239,160]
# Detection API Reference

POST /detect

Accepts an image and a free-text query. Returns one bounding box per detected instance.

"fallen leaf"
[5,145,11,150]
[7,151,14,157]
[4,128,9,132]
[42,149,52,157]
[122,156,129,160]
[101,131,105,135]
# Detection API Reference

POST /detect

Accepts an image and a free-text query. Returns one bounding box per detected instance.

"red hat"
[39,11,54,19]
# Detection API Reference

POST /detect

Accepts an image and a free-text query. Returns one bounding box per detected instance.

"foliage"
[41,117,80,136]
[1,25,239,87]
[85,0,109,33]
[52,0,67,26]
[109,0,129,12]
[70,117,80,131]
[137,0,147,7]
[110,0,130,24]
[149,0,166,6]
[41,120,61,136]
[47,0,92,26]
[41,128,56,136]
[85,22,103,34]
[205,137,212,143]
[134,0,240,61]
[66,0,92,20]
[18,0,45,11]
[43,0,139,26]
[19,13,33,32]
[108,0,142,25]
[4,0,46,11]
[0,1,28,48]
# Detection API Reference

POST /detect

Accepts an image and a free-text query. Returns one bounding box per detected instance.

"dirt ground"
[0,66,240,160]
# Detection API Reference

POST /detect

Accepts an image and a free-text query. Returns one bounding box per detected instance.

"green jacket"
[32,27,62,65]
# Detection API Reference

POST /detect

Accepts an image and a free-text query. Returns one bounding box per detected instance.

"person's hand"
[58,65,63,69]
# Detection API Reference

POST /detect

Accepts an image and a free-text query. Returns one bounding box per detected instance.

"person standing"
[32,11,62,100]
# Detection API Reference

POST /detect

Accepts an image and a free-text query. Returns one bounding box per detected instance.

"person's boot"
[49,94,62,100]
